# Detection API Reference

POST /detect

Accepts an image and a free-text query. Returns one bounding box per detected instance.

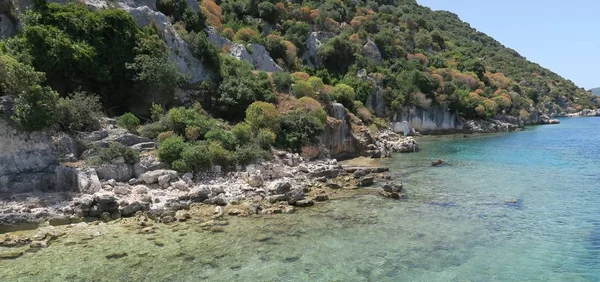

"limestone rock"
[140,170,177,184]
[302,31,333,68]
[362,39,382,63]
[95,164,134,182]
[358,176,375,187]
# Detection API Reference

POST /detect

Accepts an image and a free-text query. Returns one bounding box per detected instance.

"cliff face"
[320,103,374,159]
[0,118,78,193]
[392,106,464,134]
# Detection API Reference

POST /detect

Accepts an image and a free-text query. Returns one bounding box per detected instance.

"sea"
[2,117,599,281]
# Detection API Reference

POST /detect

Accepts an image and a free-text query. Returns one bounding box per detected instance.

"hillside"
[590,88,600,96]
[0,0,597,169]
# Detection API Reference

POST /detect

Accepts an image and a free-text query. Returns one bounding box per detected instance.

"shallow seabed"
[2,117,600,281]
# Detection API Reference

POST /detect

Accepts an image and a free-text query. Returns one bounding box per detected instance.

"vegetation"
[1,0,597,173]
[97,142,140,165]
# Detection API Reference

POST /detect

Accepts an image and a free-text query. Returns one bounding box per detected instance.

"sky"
[417,0,600,90]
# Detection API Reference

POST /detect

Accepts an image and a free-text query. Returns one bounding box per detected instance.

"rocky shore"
[0,127,417,234]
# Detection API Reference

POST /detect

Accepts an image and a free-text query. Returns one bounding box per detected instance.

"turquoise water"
[2,117,599,281]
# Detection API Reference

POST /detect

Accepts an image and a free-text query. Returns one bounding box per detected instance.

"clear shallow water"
[2,118,600,281]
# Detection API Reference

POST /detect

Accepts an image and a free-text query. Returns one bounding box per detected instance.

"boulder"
[293,199,314,207]
[95,164,134,182]
[243,171,264,187]
[382,182,403,193]
[140,170,177,184]
[93,191,117,205]
[120,201,149,217]
[269,182,292,195]
[431,159,445,167]
[286,189,305,205]
[188,186,210,202]
[267,194,288,203]
[358,176,374,187]
[362,39,382,63]
[134,156,167,177]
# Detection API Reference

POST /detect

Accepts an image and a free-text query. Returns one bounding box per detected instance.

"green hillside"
[0,0,597,168]
[590,88,600,96]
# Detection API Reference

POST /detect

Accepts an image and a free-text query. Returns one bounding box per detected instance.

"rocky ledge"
[0,150,405,233]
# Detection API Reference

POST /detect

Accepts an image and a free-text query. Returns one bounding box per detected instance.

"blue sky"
[417,0,599,89]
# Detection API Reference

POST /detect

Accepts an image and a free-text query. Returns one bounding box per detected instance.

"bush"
[307,77,325,92]
[215,56,275,120]
[291,72,310,81]
[231,122,252,145]
[278,110,325,152]
[186,31,220,71]
[332,84,356,110]
[12,85,59,131]
[57,92,103,132]
[139,122,168,139]
[184,126,201,141]
[234,143,267,166]
[181,143,212,171]
[157,131,176,142]
[98,142,140,164]
[150,103,165,122]
[292,81,314,98]
[256,128,276,150]
[117,112,140,132]
[245,101,281,133]
[167,106,215,136]
[158,135,188,164]
[207,141,234,167]
[205,128,237,150]
[272,72,293,92]
[297,97,327,124]
[234,28,259,42]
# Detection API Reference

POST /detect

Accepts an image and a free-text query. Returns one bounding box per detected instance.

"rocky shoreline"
[0,130,417,232]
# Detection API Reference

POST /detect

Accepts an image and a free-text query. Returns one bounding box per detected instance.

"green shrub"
[57,92,103,132]
[256,128,276,150]
[139,121,167,139]
[272,72,293,92]
[207,141,234,167]
[150,103,165,122]
[158,135,188,164]
[214,56,275,120]
[231,122,252,145]
[98,142,140,164]
[181,143,212,171]
[184,126,201,141]
[278,110,325,152]
[185,31,220,70]
[167,106,215,136]
[117,112,140,132]
[307,77,325,93]
[297,97,327,124]
[292,80,314,98]
[245,101,281,133]
[157,131,176,142]
[234,143,268,166]
[171,159,191,172]
[12,85,59,131]
[205,128,238,151]
[333,83,356,110]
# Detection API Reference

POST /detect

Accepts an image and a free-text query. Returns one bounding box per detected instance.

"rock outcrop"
[302,31,333,68]
[362,39,382,63]
[206,27,282,72]
[463,119,519,133]
[321,103,375,159]
[392,106,464,134]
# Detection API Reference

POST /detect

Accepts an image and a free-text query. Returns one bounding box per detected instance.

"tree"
[333,83,356,110]
[318,36,357,75]
[12,85,59,131]
[245,101,281,133]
